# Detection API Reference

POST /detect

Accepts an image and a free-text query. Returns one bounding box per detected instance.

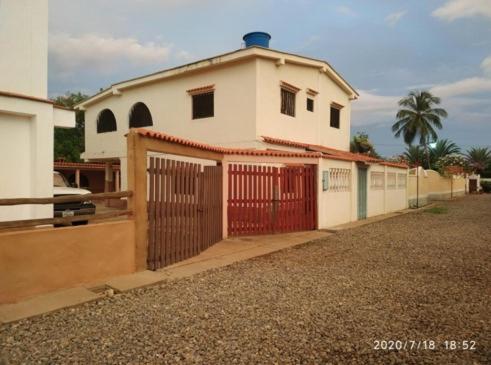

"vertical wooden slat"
[154,158,161,268]
[148,157,156,270]
[163,159,169,266]
[171,160,178,264]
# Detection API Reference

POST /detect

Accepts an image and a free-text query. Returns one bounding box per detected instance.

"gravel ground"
[1,195,490,364]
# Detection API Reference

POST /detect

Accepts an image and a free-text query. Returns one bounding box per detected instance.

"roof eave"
[76,46,358,108]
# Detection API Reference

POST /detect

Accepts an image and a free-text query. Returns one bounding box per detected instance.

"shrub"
[481,181,491,193]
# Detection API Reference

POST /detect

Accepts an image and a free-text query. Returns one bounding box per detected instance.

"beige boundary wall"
[0,220,135,303]
[408,168,466,207]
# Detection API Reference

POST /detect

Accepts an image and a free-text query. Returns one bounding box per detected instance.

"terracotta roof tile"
[134,129,322,158]
[54,161,121,170]
[261,135,408,168]
[133,129,407,168]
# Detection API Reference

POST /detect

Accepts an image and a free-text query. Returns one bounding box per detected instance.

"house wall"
[256,59,351,151]
[84,59,258,163]
[0,0,48,98]
[0,0,75,222]
[0,220,135,304]
[0,98,55,221]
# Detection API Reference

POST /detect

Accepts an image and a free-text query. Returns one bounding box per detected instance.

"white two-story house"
[78,33,408,227]
[78,33,356,187]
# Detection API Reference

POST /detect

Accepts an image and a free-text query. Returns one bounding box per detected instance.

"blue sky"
[48,0,491,156]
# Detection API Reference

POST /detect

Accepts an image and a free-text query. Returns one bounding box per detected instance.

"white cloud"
[429,77,491,98]
[481,55,491,75]
[49,33,172,75]
[336,6,356,17]
[385,11,407,26]
[432,0,491,21]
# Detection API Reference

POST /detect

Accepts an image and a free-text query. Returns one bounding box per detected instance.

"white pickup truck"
[53,171,96,224]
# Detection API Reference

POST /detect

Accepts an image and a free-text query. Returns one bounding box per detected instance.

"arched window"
[97,109,117,133]
[129,102,153,128]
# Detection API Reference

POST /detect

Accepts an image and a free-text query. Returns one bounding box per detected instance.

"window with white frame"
[397,173,407,188]
[328,168,351,192]
[370,172,384,190]
[387,173,396,189]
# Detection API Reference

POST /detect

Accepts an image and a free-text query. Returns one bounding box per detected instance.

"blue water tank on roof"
[243,32,271,48]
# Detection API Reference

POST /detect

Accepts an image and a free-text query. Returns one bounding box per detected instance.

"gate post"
[127,130,149,271]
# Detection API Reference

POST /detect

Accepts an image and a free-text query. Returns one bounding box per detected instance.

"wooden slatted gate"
[147,157,223,270]
[228,164,317,236]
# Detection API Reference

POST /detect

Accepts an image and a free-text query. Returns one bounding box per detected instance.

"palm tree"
[465,147,491,174]
[392,90,448,168]
[430,139,460,169]
[403,145,425,167]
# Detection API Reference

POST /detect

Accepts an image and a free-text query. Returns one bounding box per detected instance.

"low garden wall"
[408,168,466,207]
[0,220,135,303]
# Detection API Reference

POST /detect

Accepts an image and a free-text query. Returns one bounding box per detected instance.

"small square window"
[330,106,340,128]
[307,98,314,112]
[192,92,214,119]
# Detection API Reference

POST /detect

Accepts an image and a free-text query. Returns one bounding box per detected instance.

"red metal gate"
[228,164,316,236]
[147,157,222,270]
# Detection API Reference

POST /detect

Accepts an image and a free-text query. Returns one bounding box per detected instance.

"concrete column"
[75,169,80,188]
[104,162,114,193]
[115,170,120,192]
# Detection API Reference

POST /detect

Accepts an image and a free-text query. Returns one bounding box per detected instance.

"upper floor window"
[188,85,215,120]
[330,103,343,129]
[306,89,318,113]
[280,81,300,117]
[97,109,117,133]
[306,98,314,112]
[129,102,153,128]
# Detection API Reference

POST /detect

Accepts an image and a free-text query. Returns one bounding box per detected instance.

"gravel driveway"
[1,195,490,364]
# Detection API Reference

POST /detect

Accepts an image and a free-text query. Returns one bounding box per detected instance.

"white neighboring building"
[0,0,75,221]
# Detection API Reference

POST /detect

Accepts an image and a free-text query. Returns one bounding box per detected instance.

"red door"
[227,164,316,236]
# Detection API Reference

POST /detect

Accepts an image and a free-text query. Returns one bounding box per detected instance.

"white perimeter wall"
[317,159,354,228]
[318,162,408,228]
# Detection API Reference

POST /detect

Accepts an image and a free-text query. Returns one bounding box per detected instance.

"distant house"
[77,32,407,228]
[0,0,75,222]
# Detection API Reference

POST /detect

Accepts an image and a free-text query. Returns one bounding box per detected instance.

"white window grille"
[328,168,351,192]
[397,173,407,188]
[370,172,384,190]
[387,173,396,189]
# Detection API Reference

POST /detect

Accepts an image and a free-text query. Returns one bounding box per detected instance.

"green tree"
[465,147,491,174]
[392,90,448,168]
[429,139,460,169]
[52,92,88,162]
[402,145,425,167]
[350,132,380,158]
